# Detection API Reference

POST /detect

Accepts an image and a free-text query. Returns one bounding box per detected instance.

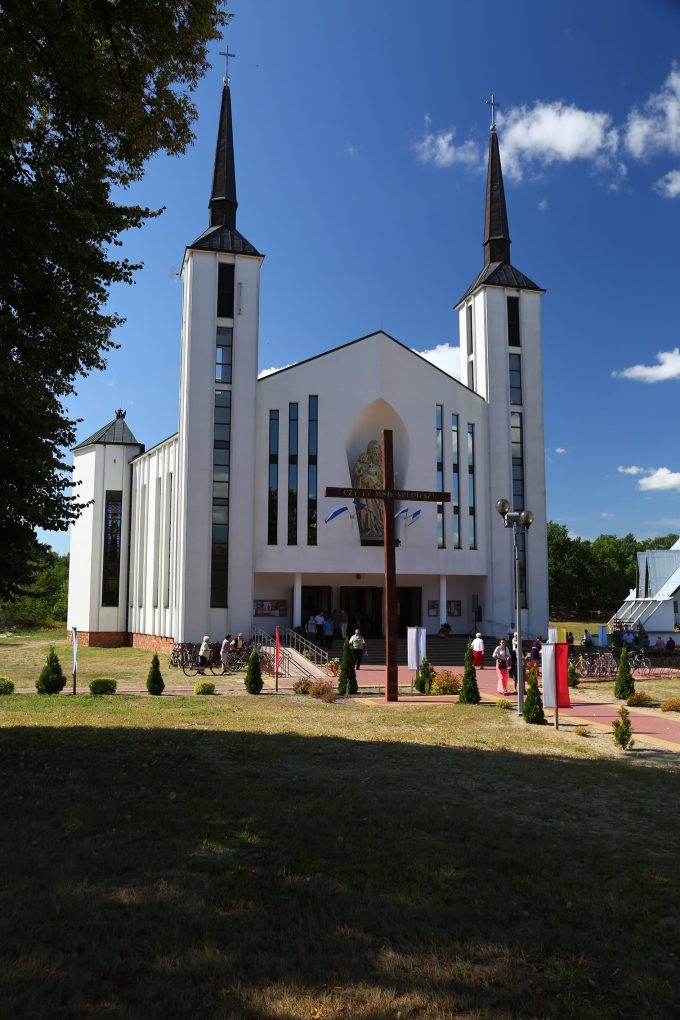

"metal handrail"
[282,627,329,665]
[251,626,320,679]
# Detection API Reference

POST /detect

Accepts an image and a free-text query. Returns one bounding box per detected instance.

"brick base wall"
[131,633,175,653]
[67,631,128,647]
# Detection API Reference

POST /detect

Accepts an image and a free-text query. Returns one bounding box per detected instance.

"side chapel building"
[67,81,550,648]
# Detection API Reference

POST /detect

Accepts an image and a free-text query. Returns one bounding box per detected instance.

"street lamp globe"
[495,498,510,517]
[520,510,534,527]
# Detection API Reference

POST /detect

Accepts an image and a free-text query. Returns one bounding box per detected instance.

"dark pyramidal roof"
[187,84,261,257]
[457,126,542,306]
[74,410,142,451]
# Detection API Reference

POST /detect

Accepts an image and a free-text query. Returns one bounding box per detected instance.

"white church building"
[67,82,549,649]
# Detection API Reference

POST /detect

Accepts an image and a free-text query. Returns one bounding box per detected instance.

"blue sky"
[45,0,680,552]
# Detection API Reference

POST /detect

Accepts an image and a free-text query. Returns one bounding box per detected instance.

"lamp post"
[495,499,534,715]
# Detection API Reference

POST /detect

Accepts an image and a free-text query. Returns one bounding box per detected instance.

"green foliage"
[574,726,590,737]
[547,521,679,618]
[414,657,436,694]
[36,645,66,694]
[146,653,165,696]
[614,647,635,700]
[567,661,580,688]
[627,690,653,707]
[292,678,312,695]
[326,658,341,677]
[522,667,545,724]
[337,640,357,696]
[0,676,15,695]
[458,641,481,704]
[661,698,680,713]
[0,1,229,597]
[89,677,117,696]
[431,670,462,695]
[244,649,263,695]
[0,546,69,628]
[612,705,634,750]
[194,681,216,696]
[496,698,513,710]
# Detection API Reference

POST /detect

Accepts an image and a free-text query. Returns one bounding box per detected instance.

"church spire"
[483,127,511,266]
[209,84,238,229]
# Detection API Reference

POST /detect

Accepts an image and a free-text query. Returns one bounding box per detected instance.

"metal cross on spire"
[219,47,236,85]
[486,93,500,130]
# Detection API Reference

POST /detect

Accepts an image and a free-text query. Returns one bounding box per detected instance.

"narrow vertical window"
[101,490,123,606]
[288,402,298,545]
[211,389,231,607]
[509,353,522,405]
[467,424,476,550]
[217,263,235,318]
[451,414,460,549]
[268,410,279,545]
[216,326,233,383]
[466,304,475,389]
[435,404,444,548]
[307,395,318,545]
[507,295,520,346]
[152,477,161,608]
[511,410,527,608]
[164,473,172,609]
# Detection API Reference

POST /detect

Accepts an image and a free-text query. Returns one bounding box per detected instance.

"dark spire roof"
[483,127,511,265]
[456,127,543,306]
[187,83,262,257]
[74,409,142,451]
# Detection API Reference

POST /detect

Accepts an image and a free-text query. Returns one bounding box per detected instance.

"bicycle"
[629,649,652,675]
[183,648,214,677]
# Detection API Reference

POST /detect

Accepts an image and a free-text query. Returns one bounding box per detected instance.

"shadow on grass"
[1,725,678,1019]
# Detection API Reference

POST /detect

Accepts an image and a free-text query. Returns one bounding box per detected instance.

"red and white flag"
[275,626,281,672]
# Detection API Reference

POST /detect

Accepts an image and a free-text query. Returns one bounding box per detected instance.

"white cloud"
[617,465,646,475]
[413,116,481,169]
[258,363,294,379]
[612,347,680,382]
[654,168,680,198]
[639,468,680,492]
[625,66,680,158]
[346,143,362,157]
[498,101,618,180]
[601,512,615,518]
[538,198,548,210]
[415,342,460,379]
[555,447,566,454]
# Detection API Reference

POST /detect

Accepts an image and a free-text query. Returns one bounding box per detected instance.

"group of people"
[471,631,544,695]
[306,609,350,649]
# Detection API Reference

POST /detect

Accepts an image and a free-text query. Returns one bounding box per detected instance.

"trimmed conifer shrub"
[522,666,545,724]
[612,704,634,750]
[414,657,435,694]
[244,649,263,694]
[36,645,66,695]
[0,676,15,695]
[146,653,165,696]
[458,641,481,704]
[337,639,357,695]
[567,661,580,688]
[89,677,117,696]
[614,648,635,700]
[194,680,216,696]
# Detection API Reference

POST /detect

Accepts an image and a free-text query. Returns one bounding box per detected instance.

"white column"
[293,573,302,628]
[439,575,447,627]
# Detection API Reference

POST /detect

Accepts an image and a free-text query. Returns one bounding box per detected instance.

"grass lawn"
[577,672,680,704]
[549,619,607,639]
[1,660,679,1018]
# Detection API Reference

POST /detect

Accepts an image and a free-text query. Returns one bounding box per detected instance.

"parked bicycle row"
[169,634,255,677]
[571,648,653,677]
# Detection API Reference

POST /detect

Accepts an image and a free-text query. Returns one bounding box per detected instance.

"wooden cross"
[325,429,450,702]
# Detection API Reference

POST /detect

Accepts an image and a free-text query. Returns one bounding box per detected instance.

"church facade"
[67,83,549,648]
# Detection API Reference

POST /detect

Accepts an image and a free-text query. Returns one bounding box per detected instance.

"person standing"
[314,610,325,644]
[198,635,211,675]
[306,613,317,641]
[471,632,485,669]
[339,607,349,640]
[323,614,334,649]
[493,638,511,694]
[220,634,232,673]
[583,628,593,650]
[566,631,574,658]
[349,629,366,670]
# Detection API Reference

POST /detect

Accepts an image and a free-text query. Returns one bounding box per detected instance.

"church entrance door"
[340,586,383,638]
[302,586,332,623]
[397,586,422,637]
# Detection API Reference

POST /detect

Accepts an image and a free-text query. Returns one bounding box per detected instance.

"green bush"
[612,704,634,750]
[292,678,312,695]
[244,649,263,694]
[89,677,117,696]
[146,653,165,696]
[458,641,481,704]
[194,680,216,696]
[36,645,66,695]
[337,639,357,696]
[0,676,15,695]
[522,666,545,724]
[431,670,462,695]
[414,657,435,694]
[567,661,580,688]
[614,647,635,700]
[627,690,653,707]
[326,658,341,677]
[661,697,680,713]
[496,697,513,710]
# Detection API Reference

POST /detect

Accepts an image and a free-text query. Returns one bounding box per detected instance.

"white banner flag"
[72,627,78,676]
[407,627,427,670]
